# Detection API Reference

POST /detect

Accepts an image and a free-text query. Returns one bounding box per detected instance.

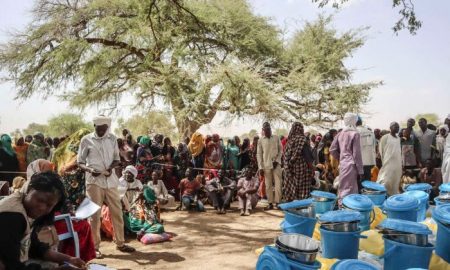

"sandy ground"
[91,202,283,270]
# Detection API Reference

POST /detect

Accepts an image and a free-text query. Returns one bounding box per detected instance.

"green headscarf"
[1,134,15,156]
[139,135,151,147]
[143,186,156,204]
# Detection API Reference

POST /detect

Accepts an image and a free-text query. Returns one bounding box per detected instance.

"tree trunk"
[175,118,202,140]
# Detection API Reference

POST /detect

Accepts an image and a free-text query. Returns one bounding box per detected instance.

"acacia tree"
[115,111,177,140]
[1,0,378,137]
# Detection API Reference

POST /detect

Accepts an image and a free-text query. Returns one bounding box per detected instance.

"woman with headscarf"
[136,136,154,183]
[330,113,364,204]
[204,134,223,173]
[226,138,240,171]
[282,122,314,201]
[161,137,179,195]
[238,138,251,170]
[13,137,28,174]
[26,133,49,165]
[0,134,19,184]
[188,132,205,173]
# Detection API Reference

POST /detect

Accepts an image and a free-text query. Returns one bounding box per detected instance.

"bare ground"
[91,202,283,270]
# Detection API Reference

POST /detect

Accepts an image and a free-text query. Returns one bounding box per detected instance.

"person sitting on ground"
[148,171,176,209]
[205,169,236,214]
[118,165,143,211]
[0,172,86,270]
[419,159,442,201]
[237,168,259,216]
[123,185,164,241]
[400,169,417,192]
[178,168,204,212]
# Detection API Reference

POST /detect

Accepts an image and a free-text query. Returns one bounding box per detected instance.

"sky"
[1,0,449,136]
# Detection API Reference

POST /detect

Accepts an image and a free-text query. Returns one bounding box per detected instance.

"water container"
[280,217,317,238]
[382,237,434,270]
[361,181,387,206]
[404,190,429,222]
[256,246,321,270]
[319,210,366,259]
[310,191,337,215]
[434,194,450,206]
[383,194,420,222]
[432,204,450,263]
[320,228,367,259]
[330,259,378,270]
[406,183,432,193]
[439,183,450,195]
[342,194,374,231]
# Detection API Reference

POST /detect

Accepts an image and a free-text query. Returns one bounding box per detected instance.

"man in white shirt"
[356,117,376,181]
[416,118,436,165]
[257,122,283,210]
[77,116,135,257]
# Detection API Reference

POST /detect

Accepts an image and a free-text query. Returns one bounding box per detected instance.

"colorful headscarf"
[188,132,204,157]
[139,136,151,147]
[52,128,91,172]
[143,185,156,204]
[0,134,15,156]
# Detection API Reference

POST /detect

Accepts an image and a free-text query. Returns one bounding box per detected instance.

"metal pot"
[286,205,316,218]
[320,221,359,232]
[312,195,334,202]
[275,234,319,264]
[383,233,428,246]
[361,188,385,195]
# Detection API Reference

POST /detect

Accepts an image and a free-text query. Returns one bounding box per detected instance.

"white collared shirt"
[257,134,282,170]
[77,132,120,189]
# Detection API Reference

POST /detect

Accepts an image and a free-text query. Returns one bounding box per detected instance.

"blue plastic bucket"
[383,194,420,222]
[311,191,337,215]
[342,194,374,231]
[256,246,321,270]
[363,192,386,206]
[435,221,450,263]
[361,181,387,206]
[330,259,378,270]
[382,237,434,270]
[434,196,450,206]
[404,191,429,222]
[320,228,367,259]
[281,214,317,237]
[313,200,336,215]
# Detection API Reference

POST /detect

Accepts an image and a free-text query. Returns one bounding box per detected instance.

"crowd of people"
[0,113,449,269]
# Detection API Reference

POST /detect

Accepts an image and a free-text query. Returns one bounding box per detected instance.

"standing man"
[441,115,450,183]
[78,116,135,258]
[356,117,376,180]
[330,113,364,203]
[416,118,436,166]
[377,122,402,195]
[257,122,282,210]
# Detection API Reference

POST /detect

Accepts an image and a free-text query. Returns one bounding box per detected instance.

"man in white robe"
[441,115,450,183]
[377,122,402,195]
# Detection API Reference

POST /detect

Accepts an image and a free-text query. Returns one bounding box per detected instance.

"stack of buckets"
[361,181,387,206]
[378,219,434,270]
[432,204,450,263]
[383,194,420,222]
[342,194,374,231]
[318,210,366,259]
[310,191,337,215]
[279,199,317,237]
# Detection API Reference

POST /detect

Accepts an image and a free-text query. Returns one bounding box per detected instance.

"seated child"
[236,168,259,216]
[148,171,176,209]
[400,169,417,192]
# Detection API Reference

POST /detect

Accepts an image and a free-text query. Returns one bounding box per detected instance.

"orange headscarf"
[188,132,205,157]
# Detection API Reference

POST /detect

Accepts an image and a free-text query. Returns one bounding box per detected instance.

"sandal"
[95,250,103,259]
[116,244,136,253]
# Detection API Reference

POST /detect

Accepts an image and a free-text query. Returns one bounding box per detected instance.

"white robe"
[148,180,176,209]
[377,134,402,195]
[441,136,450,184]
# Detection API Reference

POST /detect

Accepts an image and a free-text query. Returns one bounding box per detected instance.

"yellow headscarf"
[188,132,205,157]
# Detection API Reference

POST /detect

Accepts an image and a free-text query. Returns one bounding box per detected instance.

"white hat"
[93,115,111,126]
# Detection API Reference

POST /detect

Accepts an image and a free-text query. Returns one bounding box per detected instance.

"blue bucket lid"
[342,194,374,211]
[383,194,420,211]
[379,218,432,235]
[332,259,378,270]
[319,210,362,223]
[432,204,450,224]
[404,190,429,202]
[439,183,450,192]
[362,181,386,192]
[279,198,313,210]
[406,183,432,192]
[311,190,337,200]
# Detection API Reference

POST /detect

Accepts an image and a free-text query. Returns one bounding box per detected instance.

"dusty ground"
[91,202,283,270]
